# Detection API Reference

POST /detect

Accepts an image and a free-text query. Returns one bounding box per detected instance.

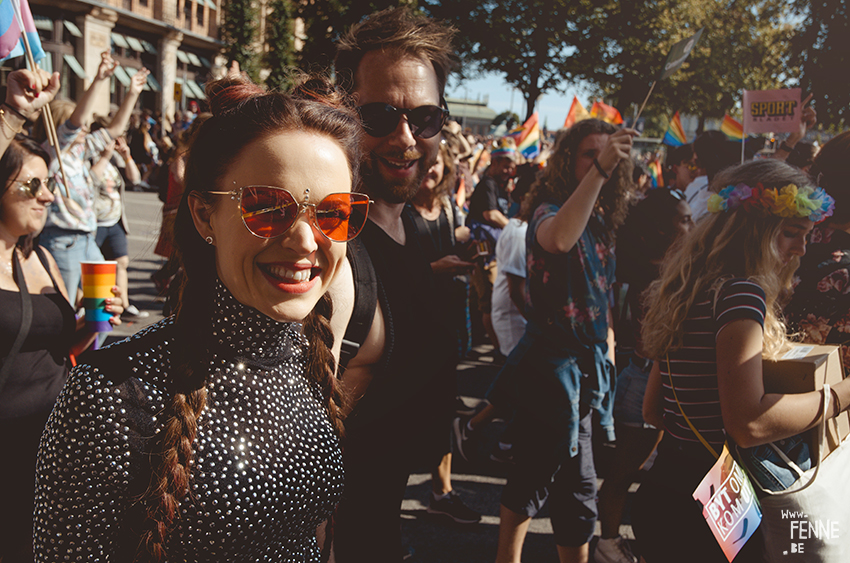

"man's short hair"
[666,143,694,167]
[334,6,456,96]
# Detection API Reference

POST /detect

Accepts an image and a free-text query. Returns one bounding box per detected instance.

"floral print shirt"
[785,226,850,375]
[526,203,616,348]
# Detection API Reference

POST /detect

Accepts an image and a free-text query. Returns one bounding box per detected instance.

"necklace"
[3,248,17,277]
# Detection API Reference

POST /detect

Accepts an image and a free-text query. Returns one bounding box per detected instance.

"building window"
[183,0,192,22]
[123,0,132,10]
[196,3,204,26]
[139,0,148,6]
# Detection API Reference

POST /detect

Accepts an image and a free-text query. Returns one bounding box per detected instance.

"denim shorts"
[613,357,656,429]
[95,223,128,259]
[39,228,104,294]
[501,410,598,547]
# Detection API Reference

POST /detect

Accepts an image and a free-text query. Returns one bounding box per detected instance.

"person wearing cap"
[466,137,517,355]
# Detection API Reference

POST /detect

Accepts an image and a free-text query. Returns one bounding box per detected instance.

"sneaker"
[454,396,477,417]
[453,417,473,461]
[594,536,637,563]
[489,444,515,464]
[426,491,481,524]
[123,304,151,320]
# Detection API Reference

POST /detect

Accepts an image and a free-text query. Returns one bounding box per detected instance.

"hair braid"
[137,192,217,562]
[303,293,347,435]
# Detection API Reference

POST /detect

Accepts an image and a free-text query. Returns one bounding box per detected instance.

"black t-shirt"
[467,174,509,225]
[344,214,456,455]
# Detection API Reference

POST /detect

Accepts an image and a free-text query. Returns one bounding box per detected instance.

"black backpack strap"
[0,251,33,396]
[339,238,378,370]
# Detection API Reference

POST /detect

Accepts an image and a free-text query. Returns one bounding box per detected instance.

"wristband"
[593,158,610,179]
[779,141,795,153]
[1,103,26,121]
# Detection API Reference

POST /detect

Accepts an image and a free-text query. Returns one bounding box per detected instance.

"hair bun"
[289,73,347,109]
[205,76,265,116]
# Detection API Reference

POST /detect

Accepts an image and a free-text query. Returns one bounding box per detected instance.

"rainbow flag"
[0,0,44,63]
[720,114,743,141]
[510,112,540,159]
[662,111,687,146]
[563,96,590,129]
[647,159,664,188]
[590,101,623,125]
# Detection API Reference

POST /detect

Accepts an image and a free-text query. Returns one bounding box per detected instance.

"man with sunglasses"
[333,7,465,562]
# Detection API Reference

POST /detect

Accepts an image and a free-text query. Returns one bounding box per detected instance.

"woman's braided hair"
[136,74,361,561]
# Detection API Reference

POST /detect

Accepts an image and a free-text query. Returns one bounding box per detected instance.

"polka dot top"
[33,279,343,562]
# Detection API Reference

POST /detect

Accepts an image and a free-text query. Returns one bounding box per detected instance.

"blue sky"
[445,72,591,131]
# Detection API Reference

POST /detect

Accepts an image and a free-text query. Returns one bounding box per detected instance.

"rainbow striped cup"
[81,261,117,333]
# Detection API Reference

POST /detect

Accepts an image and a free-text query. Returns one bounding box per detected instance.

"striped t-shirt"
[661,279,766,449]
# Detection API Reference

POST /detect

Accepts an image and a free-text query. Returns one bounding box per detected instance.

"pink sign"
[743,88,801,134]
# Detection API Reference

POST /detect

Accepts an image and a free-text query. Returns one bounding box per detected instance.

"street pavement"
[117,190,641,563]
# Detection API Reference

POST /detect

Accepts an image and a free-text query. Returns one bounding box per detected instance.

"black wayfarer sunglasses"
[357,97,449,139]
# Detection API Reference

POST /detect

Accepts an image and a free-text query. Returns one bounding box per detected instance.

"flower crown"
[707,182,835,223]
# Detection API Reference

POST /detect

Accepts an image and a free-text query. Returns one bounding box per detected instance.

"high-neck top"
[33,280,343,562]
[210,278,301,361]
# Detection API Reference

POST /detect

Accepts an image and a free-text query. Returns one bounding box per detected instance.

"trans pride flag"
[0,0,45,63]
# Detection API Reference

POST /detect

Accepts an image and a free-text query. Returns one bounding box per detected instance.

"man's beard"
[361,150,432,204]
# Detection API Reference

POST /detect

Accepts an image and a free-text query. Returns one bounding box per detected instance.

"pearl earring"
[205,236,214,245]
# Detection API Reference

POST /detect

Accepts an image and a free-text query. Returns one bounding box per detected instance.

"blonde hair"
[641,160,814,361]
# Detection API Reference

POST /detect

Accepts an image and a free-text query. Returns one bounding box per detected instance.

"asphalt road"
[115,190,641,563]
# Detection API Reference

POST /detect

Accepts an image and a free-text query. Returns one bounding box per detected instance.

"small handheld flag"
[564,96,590,129]
[659,29,704,81]
[0,0,45,63]
[590,101,623,125]
[662,112,688,146]
[720,114,743,141]
[634,28,704,123]
[515,112,540,159]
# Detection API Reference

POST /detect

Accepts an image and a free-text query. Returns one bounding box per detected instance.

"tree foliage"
[426,0,593,122]
[578,0,793,127]
[295,0,416,73]
[791,0,850,128]
[221,0,261,82]
[492,111,520,130]
[265,0,297,91]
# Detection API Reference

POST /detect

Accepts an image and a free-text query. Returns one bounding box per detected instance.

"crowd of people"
[2,5,850,563]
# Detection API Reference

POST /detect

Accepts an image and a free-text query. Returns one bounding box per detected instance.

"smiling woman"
[0,68,126,562]
[633,160,850,563]
[33,74,367,563]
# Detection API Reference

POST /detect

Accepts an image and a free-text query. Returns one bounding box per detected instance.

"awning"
[187,52,202,67]
[34,16,52,31]
[63,54,87,80]
[112,65,131,86]
[125,36,145,52]
[140,40,158,54]
[125,67,152,91]
[111,33,129,49]
[174,77,196,99]
[63,20,82,37]
[203,0,217,9]
[187,79,206,99]
[176,50,190,64]
[199,56,211,68]
[146,74,161,92]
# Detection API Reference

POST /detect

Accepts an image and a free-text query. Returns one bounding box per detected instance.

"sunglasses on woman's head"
[207,186,371,242]
[357,98,449,139]
[14,177,55,198]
